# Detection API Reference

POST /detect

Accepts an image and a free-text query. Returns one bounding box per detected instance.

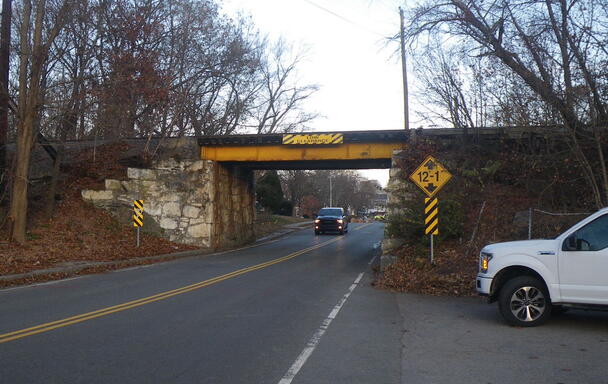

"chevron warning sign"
[133,200,144,227]
[424,197,439,235]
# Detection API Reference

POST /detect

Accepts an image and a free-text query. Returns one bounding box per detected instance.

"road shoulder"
[0,222,311,288]
[291,273,403,384]
[397,293,608,384]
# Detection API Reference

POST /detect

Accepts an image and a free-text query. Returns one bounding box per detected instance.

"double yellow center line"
[0,226,373,344]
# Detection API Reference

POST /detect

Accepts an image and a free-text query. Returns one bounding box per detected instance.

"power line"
[399,6,409,130]
[370,0,398,13]
[300,0,386,37]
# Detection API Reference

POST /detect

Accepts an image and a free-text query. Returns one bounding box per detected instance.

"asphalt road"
[2,222,607,384]
[397,294,608,384]
[0,222,401,384]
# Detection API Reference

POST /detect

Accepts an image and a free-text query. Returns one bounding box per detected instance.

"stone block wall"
[81,159,255,249]
[381,149,418,268]
[385,150,417,215]
[212,164,256,249]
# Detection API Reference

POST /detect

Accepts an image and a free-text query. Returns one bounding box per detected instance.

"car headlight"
[337,219,343,224]
[314,219,320,224]
[479,252,493,273]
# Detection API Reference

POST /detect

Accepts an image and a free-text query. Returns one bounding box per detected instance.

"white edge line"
[112,264,155,273]
[278,272,365,384]
[0,276,88,294]
[368,255,378,265]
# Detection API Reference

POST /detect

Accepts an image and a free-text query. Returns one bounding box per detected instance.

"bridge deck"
[197,129,409,146]
[199,130,408,169]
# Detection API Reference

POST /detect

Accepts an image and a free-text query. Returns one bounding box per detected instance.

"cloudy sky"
[222,0,411,186]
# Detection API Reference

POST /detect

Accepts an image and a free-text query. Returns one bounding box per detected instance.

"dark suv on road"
[314,207,349,235]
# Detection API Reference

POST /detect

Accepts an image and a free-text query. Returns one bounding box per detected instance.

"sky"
[221,0,409,187]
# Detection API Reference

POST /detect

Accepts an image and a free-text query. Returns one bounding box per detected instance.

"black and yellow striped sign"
[282,133,343,145]
[133,200,144,227]
[424,197,439,235]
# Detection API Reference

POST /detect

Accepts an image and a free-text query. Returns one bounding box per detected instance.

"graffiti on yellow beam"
[282,133,343,145]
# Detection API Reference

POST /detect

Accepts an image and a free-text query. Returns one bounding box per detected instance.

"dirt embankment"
[0,143,197,284]
[376,183,555,296]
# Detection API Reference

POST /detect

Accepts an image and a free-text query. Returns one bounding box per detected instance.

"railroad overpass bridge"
[198,130,408,170]
[81,127,551,249]
[196,130,408,247]
[82,130,408,249]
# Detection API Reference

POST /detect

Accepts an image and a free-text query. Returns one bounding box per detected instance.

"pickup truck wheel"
[498,276,551,327]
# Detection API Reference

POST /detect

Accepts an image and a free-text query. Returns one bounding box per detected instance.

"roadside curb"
[0,221,312,286]
[0,248,213,283]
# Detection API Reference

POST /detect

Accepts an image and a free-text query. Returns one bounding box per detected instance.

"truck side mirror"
[562,234,577,251]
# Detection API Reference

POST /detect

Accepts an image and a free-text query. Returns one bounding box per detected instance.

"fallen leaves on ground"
[0,142,197,284]
[376,242,479,296]
[376,176,549,297]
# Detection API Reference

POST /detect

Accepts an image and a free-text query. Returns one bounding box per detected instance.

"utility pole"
[329,176,333,206]
[399,6,409,131]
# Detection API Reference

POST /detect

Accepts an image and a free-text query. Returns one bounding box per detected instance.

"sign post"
[133,200,144,247]
[424,197,439,263]
[409,156,452,263]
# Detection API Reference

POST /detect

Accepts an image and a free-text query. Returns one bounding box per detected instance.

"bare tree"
[252,40,319,134]
[414,44,483,132]
[11,1,319,144]
[280,170,313,209]
[9,0,70,242]
[2,0,320,241]
[281,170,381,214]
[0,0,11,176]
[405,0,608,207]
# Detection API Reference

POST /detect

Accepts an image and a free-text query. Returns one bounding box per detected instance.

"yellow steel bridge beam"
[200,143,405,162]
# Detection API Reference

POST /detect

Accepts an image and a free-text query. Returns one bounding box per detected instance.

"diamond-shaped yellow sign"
[409,156,452,197]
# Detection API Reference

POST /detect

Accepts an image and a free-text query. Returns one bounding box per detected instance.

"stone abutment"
[82,159,255,249]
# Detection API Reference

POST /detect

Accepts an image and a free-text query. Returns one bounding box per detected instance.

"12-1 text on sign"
[409,155,452,198]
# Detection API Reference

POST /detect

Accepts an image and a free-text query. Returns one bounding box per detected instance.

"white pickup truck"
[476,207,608,326]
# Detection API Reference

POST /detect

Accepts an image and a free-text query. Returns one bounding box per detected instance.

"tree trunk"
[8,0,32,242]
[594,127,608,206]
[9,0,53,242]
[569,132,603,209]
[9,112,35,242]
[45,144,62,219]
[9,0,68,241]
[0,0,11,176]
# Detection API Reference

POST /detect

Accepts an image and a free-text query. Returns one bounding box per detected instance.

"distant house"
[373,192,387,209]
[364,191,387,216]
